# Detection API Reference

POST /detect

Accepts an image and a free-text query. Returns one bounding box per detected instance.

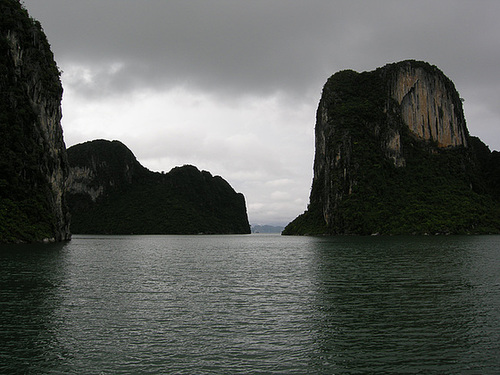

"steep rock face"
[284,60,500,235]
[0,0,71,242]
[469,136,500,201]
[389,61,468,148]
[66,140,251,235]
[66,140,149,203]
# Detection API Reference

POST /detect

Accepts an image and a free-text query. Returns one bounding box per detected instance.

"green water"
[1,234,499,373]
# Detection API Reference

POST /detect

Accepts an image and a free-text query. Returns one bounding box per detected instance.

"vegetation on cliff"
[284,60,500,235]
[0,0,70,243]
[66,140,251,235]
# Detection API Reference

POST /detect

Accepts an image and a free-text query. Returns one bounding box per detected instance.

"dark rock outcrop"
[0,0,71,243]
[66,139,149,204]
[66,140,251,234]
[284,60,500,235]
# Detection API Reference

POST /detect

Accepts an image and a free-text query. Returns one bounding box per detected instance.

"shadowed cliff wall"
[0,0,71,242]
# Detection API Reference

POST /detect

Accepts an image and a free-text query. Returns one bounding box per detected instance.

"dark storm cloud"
[25,0,339,97]
[24,1,500,101]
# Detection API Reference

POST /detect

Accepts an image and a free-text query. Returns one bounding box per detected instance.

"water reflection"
[308,236,500,373]
[0,242,70,373]
[1,235,499,373]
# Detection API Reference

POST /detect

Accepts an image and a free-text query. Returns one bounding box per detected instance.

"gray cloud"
[26,1,500,102]
[27,1,335,97]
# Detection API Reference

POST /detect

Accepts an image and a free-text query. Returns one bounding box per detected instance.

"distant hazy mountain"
[251,225,284,234]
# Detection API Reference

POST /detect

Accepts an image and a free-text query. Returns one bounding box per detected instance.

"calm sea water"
[1,234,499,374]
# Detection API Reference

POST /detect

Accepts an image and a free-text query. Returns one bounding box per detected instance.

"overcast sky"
[23,0,500,226]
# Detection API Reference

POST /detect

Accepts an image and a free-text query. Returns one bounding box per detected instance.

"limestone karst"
[66,140,251,235]
[284,60,500,235]
[0,0,71,242]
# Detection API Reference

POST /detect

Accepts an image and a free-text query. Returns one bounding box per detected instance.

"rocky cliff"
[66,140,251,234]
[66,140,149,203]
[284,60,500,235]
[0,0,71,242]
[389,61,468,148]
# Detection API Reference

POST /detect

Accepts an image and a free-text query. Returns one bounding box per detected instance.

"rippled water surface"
[1,234,500,373]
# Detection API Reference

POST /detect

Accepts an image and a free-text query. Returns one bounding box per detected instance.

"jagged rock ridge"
[284,60,500,235]
[0,0,71,243]
[66,140,251,235]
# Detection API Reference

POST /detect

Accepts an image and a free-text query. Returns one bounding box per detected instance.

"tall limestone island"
[0,0,71,242]
[66,140,251,235]
[284,60,500,235]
